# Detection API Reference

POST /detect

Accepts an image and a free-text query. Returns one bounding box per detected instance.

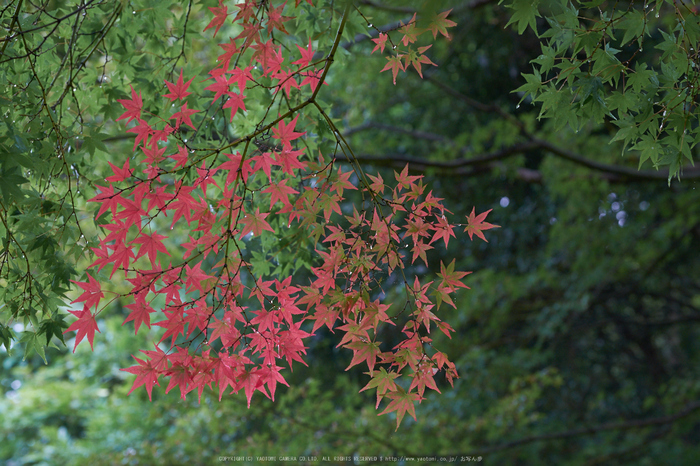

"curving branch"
[464,400,700,456]
[344,121,449,142]
[356,0,417,14]
[420,76,700,182]
[342,121,700,181]
[533,138,700,181]
[345,0,498,49]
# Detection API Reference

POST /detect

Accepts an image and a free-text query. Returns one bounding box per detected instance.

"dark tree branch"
[344,122,449,142]
[345,0,497,49]
[421,76,700,181]
[533,138,700,181]
[347,142,541,170]
[357,0,417,14]
[466,400,700,456]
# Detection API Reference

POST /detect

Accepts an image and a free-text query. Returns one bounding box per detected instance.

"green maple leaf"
[504,0,542,35]
[0,166,29,203]
[39,313,69,345]
[428,9,457,39]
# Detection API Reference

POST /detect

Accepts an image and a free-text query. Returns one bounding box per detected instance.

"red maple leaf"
[126,119,153,150]
[165,362,194,400]
[88,184,120,218]
[131,231,170,267]
[204,71,233,102]
[429,213,455,247]
[168,184,198,226]
[209,312,242,348]
[261,179,298,208]
[227,65,254,93]
[399,14,420,46]
[292,38,315,67]
[169,144,189,169]
[394,164,421,190]
[330,166,356,196]
[276,145,307,174]
[437,259,471,290]
[234,0,257,22]
[163,68,194,101]
[145,185,174,214]
[239,208,275,237]
[250,39,278,73]
[464,207,499,242]
[258,364,289,401]
[378,387,421,430]
[116,85,143,124]
[251,151,276,181]
[100,218,128,246]
[64,306,101,352]
[273,115,304,146]
[171,102,199,130]
[195,161,220,192]
[411,239,433,266]
[250,307,278,334]
[266,2,291,34]
[70,274,104,309]
[238,368,269,408]
[222,91,246,121]
[115,197,145,227]
[345,339,382,374]
[360,367,399,408]
[371,33,389,54]
[408,362,441,398]
[235,20,261,43]
[104,242,136,278]
[381,54,405,85]
[249,278,275,306]
[218,151,253,185]
[123,298,156,334]
[184,262,214,295]
[299,68,325,92]
[120,353,161,401]
[310,304,339,333]
[273,68,300,98]
[404,45,437,79]
[216,38,240,68]
[204,0,228,38]
[367,172,385,194]
[155,307,187,345]
[105,159,133,183]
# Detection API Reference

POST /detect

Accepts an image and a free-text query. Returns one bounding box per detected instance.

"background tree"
[2,0,700,464]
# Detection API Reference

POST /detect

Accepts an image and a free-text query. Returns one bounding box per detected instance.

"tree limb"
[465,400,700,456]
[423,76,700,181]
[345,0,497,49]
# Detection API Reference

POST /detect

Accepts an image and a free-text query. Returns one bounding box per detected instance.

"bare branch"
[466,400,700,456]
[345,0,497,49]
[357,0,416,14]
[345,122,448,142]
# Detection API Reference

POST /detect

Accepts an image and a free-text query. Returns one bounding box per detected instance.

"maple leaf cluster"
[370,10,457,84]
[67,0,496,429]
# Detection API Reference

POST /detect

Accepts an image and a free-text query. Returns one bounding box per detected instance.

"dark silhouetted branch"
[466,400,700,456]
